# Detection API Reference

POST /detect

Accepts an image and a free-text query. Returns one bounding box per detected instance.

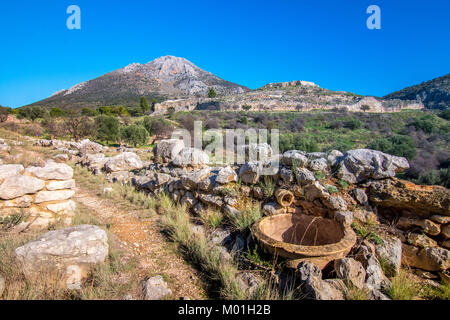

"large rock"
[0,164,24,180]
[15,225,108,282]
[0,175,45,200]
[334,258,366,289]
[375,237,402,276]
[46,200,77,214]
[297,261,345,300]
[142,275,172,300]
[215,166,237,184]
[402,244,449,272]
[154,139,185,163]
[245,143,273,162]
[239,162,262,184]
[369,178,450,217]
[356,245,391,291]
[180,168,211,190]
[282,150,308,167]
[295,167,316,186]
[172,147,209,167]
[79,139,107,155]
[337,149,409,183]
[34,190,76,204]
[104,152,143,172]
[46,179,76,191]
[25,160,73,180]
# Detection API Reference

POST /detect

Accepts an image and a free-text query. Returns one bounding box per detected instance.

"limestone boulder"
[154,139,185,163]
[34,190,75,204]
[0,164,24,180]
[215,166,237,184]
[0,175,45,200]
[239,162,262,184]
[295,167,316,186]
[15,225,108,280]
[142,275,172,300]
[297,261,345,300]
[402,244,449,272]
[375,237,402,276]
[46,179,75,191]
[25,160,73,180]
[282,150,308,167]
[172,147,209,167]
[104,152,143,172]
[337,149,409,183]
[369,179,450,217]
[334,258,366,289]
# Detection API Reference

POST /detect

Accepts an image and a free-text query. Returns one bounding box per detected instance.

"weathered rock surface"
[46,179,76,191]
[282,150,308,166]
[375,237,402,276]
[215,166,237,184]
[402,244,449,271]
[154,139,185,163]
[295,167,316,186]
[104,152,143,172]
[239,162,262,184]
[172,147,209,167]
[142,275,172,300]
[25,160,73,180]
[34,190,76,204]
[297,261,345,300]
[0,164,24,180]
[337,149,409,183]
[15,225,108,279]
[369,179,450,217]
[334,258,366,289]
[0,175,45,200]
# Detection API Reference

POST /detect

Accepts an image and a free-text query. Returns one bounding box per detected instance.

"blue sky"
[0,0,449,108]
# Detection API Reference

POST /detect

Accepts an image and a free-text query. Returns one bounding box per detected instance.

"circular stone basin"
[252,214,356,269]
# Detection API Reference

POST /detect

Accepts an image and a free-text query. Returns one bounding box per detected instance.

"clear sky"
[0,0,449,108]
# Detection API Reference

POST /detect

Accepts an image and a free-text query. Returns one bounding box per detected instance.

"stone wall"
[0,160,76,231]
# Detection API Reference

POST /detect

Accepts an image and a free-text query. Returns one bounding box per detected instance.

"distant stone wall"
[153,96,424,114]
[0,160,76,231]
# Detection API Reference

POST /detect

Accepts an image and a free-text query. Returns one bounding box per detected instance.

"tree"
[29,106,46,121]
[49,107,66,118]
[140,116,173,138]
[140,97,150,112]
[208,88,217,98]
[361,104,371,112]
[0,107,9,122]
[242,105,252,111]
[81,108,97,116]
[63,110,94,141]
[96,115,120,144]
[120,125,149,147]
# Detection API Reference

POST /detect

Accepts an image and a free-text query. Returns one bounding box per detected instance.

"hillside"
[25,56,249,111]
[155,80,424,113]
[384,74,450,110]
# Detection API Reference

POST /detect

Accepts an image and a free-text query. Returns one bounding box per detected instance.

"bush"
[49,107,66,118]
[81,108,98,116]
[368,135,417,160]
[409,118,434,133]
[96,115,119,143]
[120,124,149,147]
[344,118,361,130]
[140,116,174,138]
[208,88,217,98]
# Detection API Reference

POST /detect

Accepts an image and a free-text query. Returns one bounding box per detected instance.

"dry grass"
[228,199,262,232]
[388,270,420,300]
[158,196,294,300]
[199,208,224,229]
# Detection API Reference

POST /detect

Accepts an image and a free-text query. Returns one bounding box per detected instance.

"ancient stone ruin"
[0,160,76,231]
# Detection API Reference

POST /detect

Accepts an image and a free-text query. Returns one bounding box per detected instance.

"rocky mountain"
[26,56,249,110]
[384,74,450,110]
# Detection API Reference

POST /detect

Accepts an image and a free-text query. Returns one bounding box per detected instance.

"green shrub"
[96,115,120,144]
[120,124,149,147]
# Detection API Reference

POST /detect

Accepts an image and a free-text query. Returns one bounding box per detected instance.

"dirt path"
[73,186,207,300]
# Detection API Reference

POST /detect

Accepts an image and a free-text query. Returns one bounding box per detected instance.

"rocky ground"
[0,132,449,300]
